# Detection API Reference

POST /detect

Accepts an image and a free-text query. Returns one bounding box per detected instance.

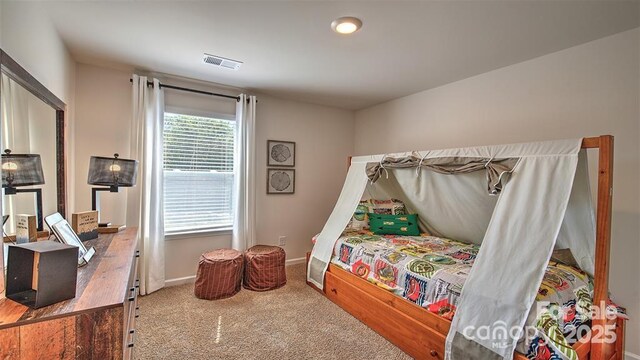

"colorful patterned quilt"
[322,231,594,360]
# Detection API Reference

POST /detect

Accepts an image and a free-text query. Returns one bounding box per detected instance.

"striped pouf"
[243,245,286,291]
[194,248,244,300]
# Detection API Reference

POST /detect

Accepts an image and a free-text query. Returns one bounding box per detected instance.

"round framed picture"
[267,140,295,167]
[267,168,295,194]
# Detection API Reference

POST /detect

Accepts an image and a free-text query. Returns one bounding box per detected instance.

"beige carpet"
[134,264,410,359]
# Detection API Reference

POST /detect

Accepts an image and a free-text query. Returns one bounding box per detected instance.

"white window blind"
[163,112,235,234]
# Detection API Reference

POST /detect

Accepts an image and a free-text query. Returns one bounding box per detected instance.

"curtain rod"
[129,78,241,101]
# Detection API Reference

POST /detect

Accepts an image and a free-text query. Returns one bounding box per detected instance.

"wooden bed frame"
[306,135,626,360]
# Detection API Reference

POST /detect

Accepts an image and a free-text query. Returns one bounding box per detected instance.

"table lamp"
[1,149,45,231]
[87,153,138,227]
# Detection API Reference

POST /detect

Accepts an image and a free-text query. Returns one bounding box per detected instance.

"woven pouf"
[243,245,286,291]
[194,248,244,300]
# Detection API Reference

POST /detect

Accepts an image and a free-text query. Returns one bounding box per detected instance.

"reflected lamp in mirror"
[87,153,138,227]
[1,149,45,231]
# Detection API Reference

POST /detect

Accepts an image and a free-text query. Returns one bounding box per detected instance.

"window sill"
[164,228,233,240]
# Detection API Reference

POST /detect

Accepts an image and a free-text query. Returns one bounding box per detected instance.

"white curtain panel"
[445,152,580,360]
[232,94,257,251]
[307,161,369,289]
[128,75,165,295]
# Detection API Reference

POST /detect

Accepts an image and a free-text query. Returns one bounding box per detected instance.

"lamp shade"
[87,153,138,187]
[1,149,45,187]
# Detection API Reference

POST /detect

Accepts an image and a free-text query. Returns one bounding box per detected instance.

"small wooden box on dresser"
[0,227,140,359]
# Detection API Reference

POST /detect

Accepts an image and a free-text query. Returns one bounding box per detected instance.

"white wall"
[0,2,76,105]
[354,28,640,357]
[72,63,355,282]
[0,1,77,217]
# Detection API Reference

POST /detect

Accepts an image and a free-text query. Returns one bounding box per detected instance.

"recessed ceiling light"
[331,17,362,34]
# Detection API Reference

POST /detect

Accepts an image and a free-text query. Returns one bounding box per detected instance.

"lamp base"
[97,225,126,234]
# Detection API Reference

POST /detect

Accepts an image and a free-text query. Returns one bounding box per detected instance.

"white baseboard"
[165,275,196,287]
[626,351,640,360]
[164,257,307,287]
[285,257,306,266]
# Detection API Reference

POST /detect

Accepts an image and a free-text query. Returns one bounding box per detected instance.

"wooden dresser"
[0,227,139,359]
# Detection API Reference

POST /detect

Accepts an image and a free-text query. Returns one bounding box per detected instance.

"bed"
[306,136,626,360]
[313,230,595,359]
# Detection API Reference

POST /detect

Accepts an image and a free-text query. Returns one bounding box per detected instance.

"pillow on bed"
[368,213,420,236]
[550,249,579,267]
[349,200,374,230]
[370,199,407,215]
[348,199,408,230]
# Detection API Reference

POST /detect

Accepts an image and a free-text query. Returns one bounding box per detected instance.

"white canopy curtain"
[127,75,165,295]
[308,139,593,360]
[232,94,257,251]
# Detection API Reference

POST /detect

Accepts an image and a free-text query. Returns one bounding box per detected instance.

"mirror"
[1,73,58,234]
[0,50,66,234]
[0,49,67,295]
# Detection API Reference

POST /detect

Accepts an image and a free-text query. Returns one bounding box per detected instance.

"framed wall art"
[267,168,295,194]
[267,140,295,167]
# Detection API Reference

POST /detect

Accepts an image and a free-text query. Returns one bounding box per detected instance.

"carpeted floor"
[134,263,410,359]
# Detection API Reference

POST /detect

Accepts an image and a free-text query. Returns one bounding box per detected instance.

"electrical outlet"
[278,236,287,246]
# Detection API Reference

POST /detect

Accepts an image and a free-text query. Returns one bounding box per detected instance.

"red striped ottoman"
[243,245,286,291]
[194,249,243,300]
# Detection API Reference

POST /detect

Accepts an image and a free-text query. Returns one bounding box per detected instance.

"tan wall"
[73,64,132,220]
[73,63,355,282]
[254,92,354,265]
[354,28,640,356]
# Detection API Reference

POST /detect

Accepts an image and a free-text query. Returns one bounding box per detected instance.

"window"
[163,112,235,234]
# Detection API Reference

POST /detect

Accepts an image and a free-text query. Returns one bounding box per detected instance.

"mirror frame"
[0,49,67,218]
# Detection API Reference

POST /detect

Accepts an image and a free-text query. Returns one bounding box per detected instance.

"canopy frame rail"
[586,135,617,360]
[328,135,620,360]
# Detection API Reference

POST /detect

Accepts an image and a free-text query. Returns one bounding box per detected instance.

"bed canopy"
[308,138,598,360]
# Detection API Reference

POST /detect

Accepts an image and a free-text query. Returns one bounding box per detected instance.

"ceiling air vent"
[203,54,242,70]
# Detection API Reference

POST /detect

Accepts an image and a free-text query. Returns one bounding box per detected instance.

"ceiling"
[39,1,639,110]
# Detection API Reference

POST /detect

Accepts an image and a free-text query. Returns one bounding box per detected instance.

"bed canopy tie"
[416,151,430,177]
[377,154,391,181]
[366,153,519,194]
